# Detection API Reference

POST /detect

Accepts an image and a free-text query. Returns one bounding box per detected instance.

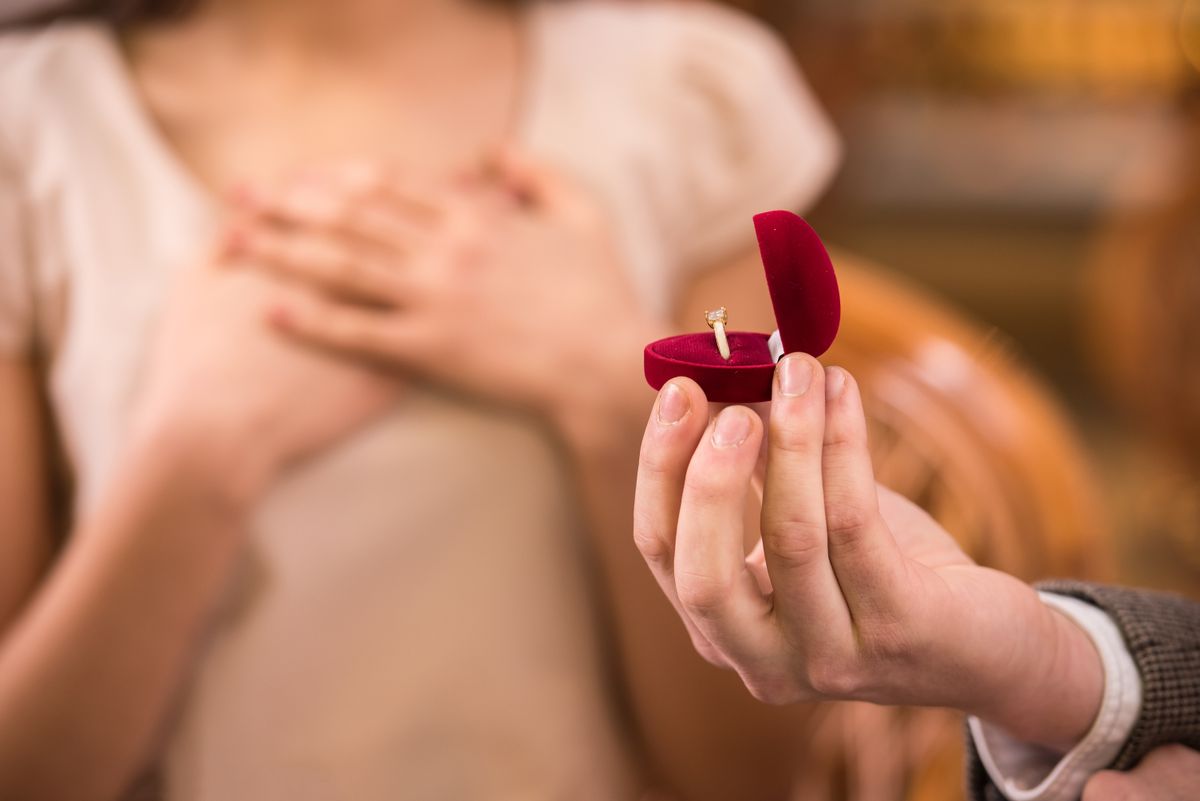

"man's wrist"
[968,593,1143,801]
[971,582,1105,751]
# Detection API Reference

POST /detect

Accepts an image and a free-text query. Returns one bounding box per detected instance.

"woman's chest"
[142,68,521,192]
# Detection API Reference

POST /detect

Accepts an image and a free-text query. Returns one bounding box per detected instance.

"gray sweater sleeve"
[967,580,1200,801]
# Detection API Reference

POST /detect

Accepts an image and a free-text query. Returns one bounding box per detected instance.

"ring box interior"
[643,210,841,403]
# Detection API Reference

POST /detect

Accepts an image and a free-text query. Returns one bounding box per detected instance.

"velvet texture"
[644,332,776,404]
[644,211,841,403]
[756,210,841,356]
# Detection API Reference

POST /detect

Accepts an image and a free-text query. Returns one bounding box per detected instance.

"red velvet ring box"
[644,210,840,403]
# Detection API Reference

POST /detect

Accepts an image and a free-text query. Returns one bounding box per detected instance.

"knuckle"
[631,515,672,568]
[804,658,861,698]
[769,412,819,455]
[742,667,803,705]
[823,398,868,448]
[744,679,786,705]
[761,519,827,570]
[675,570,733,620]
[823,498,874,541]
[691,638,729,669]
[823,423,867,452]
[811,668,860,699]
[637,441,675,481]
[683,471,736,509]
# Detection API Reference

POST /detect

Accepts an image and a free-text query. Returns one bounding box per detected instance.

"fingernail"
[712,407,751,448]
[778,355,813,397]
[825,367,847,400]
[657,381,690,425]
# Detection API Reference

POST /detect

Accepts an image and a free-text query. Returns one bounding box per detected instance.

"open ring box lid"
[644,210,841,403]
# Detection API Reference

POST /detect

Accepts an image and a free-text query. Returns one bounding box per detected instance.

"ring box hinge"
[768,330,784,364]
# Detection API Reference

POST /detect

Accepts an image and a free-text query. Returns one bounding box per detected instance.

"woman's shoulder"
[534,0,791,77]
[529,0,831,159]
[534,0,781,49]
[530,0,840,273]
[0,22,112,145]
[529,0,822,152]
[0,22,107,82]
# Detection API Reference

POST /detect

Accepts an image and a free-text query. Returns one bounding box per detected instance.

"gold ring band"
[705,307,731,361]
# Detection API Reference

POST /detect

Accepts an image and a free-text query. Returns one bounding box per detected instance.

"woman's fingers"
[674,406,778,665]
[760,355,854,641]
[820,368,904,618]
[489,149,593,223]
[240,168,441,255]
[634,379,730,666]
[269,290,428,368]
[235,224,407,306]
[316,161,446,222]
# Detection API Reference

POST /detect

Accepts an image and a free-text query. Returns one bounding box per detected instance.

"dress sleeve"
[649,2,841,274]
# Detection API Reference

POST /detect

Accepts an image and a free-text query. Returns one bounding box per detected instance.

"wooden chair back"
[813,250,1113,801]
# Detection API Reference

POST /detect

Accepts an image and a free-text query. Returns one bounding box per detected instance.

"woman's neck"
[120,0,525,192]
[126,0,519,93]
[180,0,509,64]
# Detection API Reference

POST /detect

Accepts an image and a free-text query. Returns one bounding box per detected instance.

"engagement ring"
[705,307,731,361]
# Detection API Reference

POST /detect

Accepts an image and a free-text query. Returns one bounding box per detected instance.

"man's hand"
[1083,745,1200,801]
[633,355,1105,750]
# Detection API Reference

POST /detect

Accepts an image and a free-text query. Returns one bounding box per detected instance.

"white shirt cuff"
[967,592,1142,801]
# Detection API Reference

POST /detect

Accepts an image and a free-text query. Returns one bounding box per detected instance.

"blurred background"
[739,0,1200,600]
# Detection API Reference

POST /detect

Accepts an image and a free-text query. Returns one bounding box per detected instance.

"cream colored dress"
[0,2,839,798]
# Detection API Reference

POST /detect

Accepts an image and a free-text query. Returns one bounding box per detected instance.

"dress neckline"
[83,5,547,211]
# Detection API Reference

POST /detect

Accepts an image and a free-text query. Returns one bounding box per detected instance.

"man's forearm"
[956,571,1104,751]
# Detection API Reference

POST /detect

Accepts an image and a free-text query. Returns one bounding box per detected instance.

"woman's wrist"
[547,319,668,460]
[123,412,275,513]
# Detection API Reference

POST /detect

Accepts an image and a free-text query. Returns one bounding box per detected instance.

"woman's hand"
[229,157,663,452]
[131,239,399,501]
[633,355,1105,751]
